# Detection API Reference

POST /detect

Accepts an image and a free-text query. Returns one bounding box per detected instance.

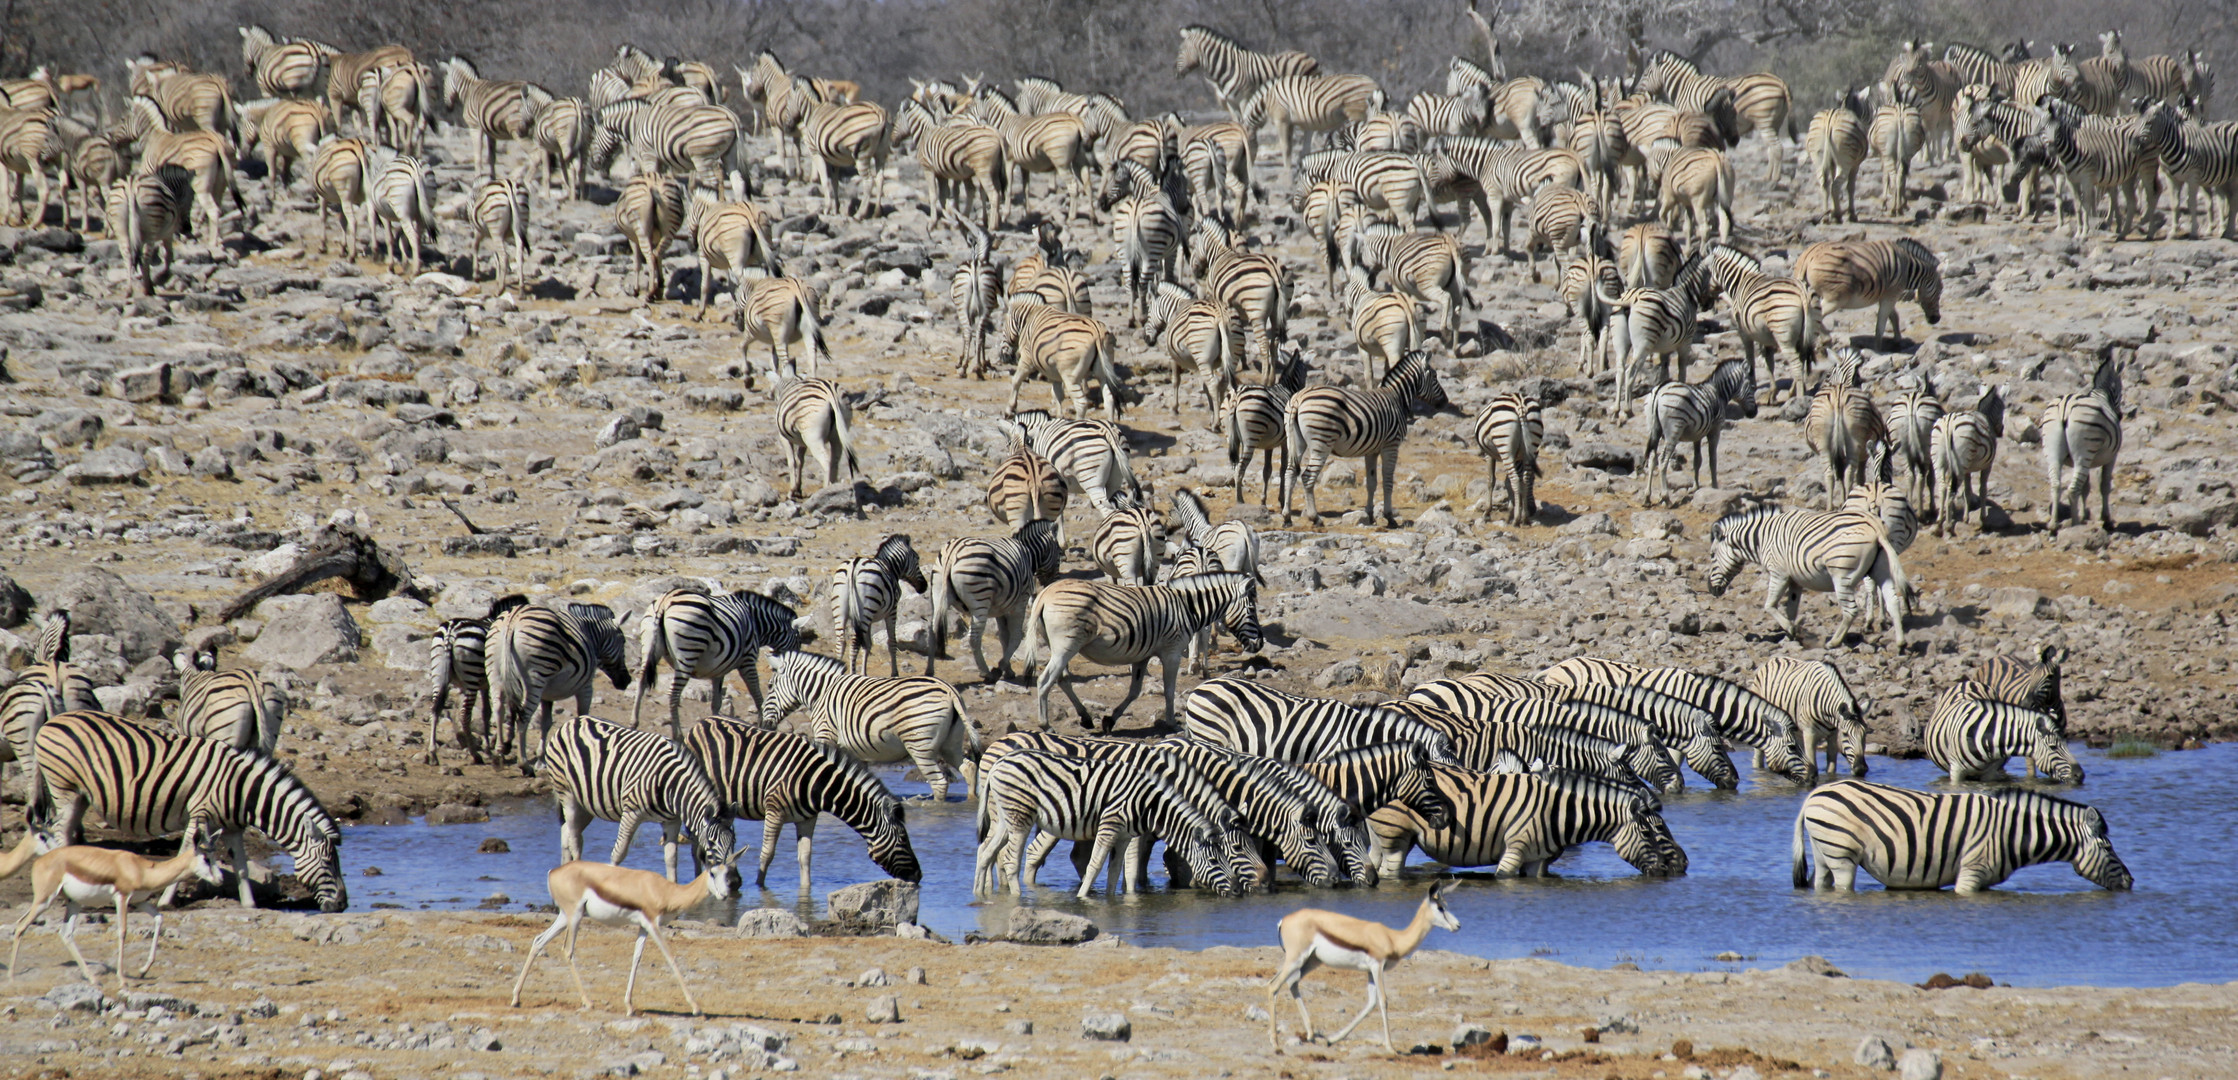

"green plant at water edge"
[2106,738,2160,759]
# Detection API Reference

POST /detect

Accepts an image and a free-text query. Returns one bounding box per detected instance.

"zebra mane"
[1179,24,1247,50]
[1710,503,1787,538]
[1532,763,1661,811]
[223,743,342,843]
[487,593,531,619]
[1979,784,2105,827]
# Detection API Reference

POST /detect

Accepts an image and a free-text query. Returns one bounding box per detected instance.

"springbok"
[509,859,733,1016]
[1265,879,1460,1054]
[6,833,222,991]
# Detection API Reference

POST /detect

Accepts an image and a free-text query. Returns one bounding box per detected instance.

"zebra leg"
[757,810,785,888]
[1041,642,1093,732]
[1075,829,1120,900]
[1379,447,1401,528]
[1828,572,1862,647]
[559,797,593,865]
[223,829,255,908]
[794,818,817,894]
[2097,463,2115,531]
[974,615,1004,683]
[906,736,950,802]
[608,810,647,873]
[1099,661,1152,735]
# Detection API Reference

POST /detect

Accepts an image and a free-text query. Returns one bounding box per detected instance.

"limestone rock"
[47,567,180,664]
[1004,906,1098,945]
[243,594,362,669]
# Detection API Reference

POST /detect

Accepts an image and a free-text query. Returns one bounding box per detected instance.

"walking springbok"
[509,859,734,1016]
[1264,880,1460,1054]
[6,835,222,991]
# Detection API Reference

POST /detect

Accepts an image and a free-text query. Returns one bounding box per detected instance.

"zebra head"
[1387,350,1450,414]
[1172,825,1235,897]
[2070,806,2132,890]
[1625,738,1684,794]
[874,534,929,593]
[568,604,633,690]
[1211,573,1263,653]
[864,797,922,884]
[2026,713,2084,783]
[295,825,349,913]
[1705,509,1771,597]
[1395,745,1457,828]
[686,806,741,894]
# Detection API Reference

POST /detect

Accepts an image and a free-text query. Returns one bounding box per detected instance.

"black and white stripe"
[532,96,592,200]
[1157,738,1342,886]
[1750,656,1868,778]
[1224,349,1307,507]
[975,749,1233,897]
[763,651,980,802]
[1700,242,1818,402]
[978,732,1263,892]
[999,300,1131,422]
[1174,26,1321,122]
[1969,645,2069,738]
[612,171,685,302]
[538,713,738,884]
[488,599,632,764]
[425,617,491,765]
[1472,391,1542,527]
[831,534,930,676]
[1013,409,1143,515]
[1182,677,1456,765]
[1803,364,1890,509]
[1091,508,1166,587]
[1188,217,1290,378]
[1885,373,1944,512]
[174,654,286,755]
[895,99,1006,231]
[950,216,1005,377]
[926,520,1064,684]
[1337,215,1469,348]
[366,151,436,277]
[1,658,96,818]
[238,26,332,99]
[631,587,801,737]
[984,440,1068,539]
[1370,765,1685,879]
[1239,74,1379,174]
[1642,357,1757,507]
[1097,161,1187,329]
[107,167,194,295]
[1806,89,1870,222]
[682,716,919,892]
[589,96,741,190]
[468,176,529,296]
[1282,349,1448,528]
[1167,486,1260,584]
[438,57,550,177]
[2042,359,2124,536]
[1930,385,2005,536]
[1707,506,1910,651]
[1023,574,1263,733]
[1796,779,2128,892]
[774,373,857,497]
[1145,282,1243,417]
[1794,237,1942,350]
[1926,684,2082,785]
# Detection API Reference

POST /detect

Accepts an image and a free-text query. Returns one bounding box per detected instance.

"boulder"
[243,594,361,669]
[0,573,32,629]
[1281,592,1454,644]
[426,802,490,824]
[1080,1011,1131,1042]
[1855,1036,1897,1070]
[1451,1023,1495,1048]
[864,995,901,1024]
[803,482,870,516]
[1985,587,2052,620]
[1005,907,1099,945]
[826,879,918,931]
[736,909,808,938]
[62,447,148,486]
[1897,1048,1942,1080]
[110,361,172,402]
[47,568,180,664]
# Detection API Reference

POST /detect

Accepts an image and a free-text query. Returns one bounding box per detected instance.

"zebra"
[1641,357,1757,508]
[1145,282,1243,417]
[172,652,286,756]
[1700,242,1819,401]
[1617,221,1681,289]
[1466,391,1543,528]
[1794,237,1941,350]
[538,714,739,886]
[894,99,1006,231]
[1097,160,1187,329]
[682,716,919,893]
[106,168,194,296]
[1402,697,1668,791]
[238,25,333,99]
[2043,359,2124,536]
[1014,409,1143,515]
[2073,30,2133,116]
[975,749,1234,898]
[588,97,740,192]
[425,617,491,766]
[1435,137,1586,253]
[1953,84,2039,210]
[532,97,592,201]
[772,374,858,499]
[365,151,436,276]
[1006,221,1090,313]
[2139,98,2238,241]
[1225,348,1308,507]
[1402,687,1692,792]
[1340,280,1421,388]
[741,276,829,384]
[998,301,1131,422]
[1293,740,1457,844]
[1406,85,1490,140]
[1751,656,1869,778]
[1842,481,1919,571]
[984,440,1068,539]
[1283,349,1448,529]
[1931,385,2005,536]
[1157,739,1342,886]
[1180,120,1252,219]
[1091,508,1166,587]
[119,96,245,247]
[438,57,550,177]
[612,171,685,302]
[830,535,930,677]
[1656,145,1732,245]
[679,184,778,322]
[1794,780,2129,893]
[1633,50,1791,181]
[1168,486,1260,584]
[1188,216,1291,378]
[62,127,124,235]
[1524,187,1597,287]
[976,732,1262,892]
[1806,88,1871,223]
[632,588,801,737]
[1174,26,1321,122]
[762,650,981,803]
[1,644,96,820]
[488,599,632,766]
[950,214,1005,377]
[1370,765,1685,879]
[1549,681,1738,789]
[1881,40,1961,161]
[926,520,1064,684]
[467,177,529,296]
[1336,216,1469,349]
[2136,50,2213,113]
[1803,365,1890,509]
[1239,74,1380,175]
[1021,573,1263,733]
[1971,645,2070,740]
[1182,677,1457,766]
[800,98,888,217]
[1886,372,1945,511]
[127,61,232,137]
[1870,100,1928,213]
[364,61,436,154]
[2031,96,2155,239]
[1559,224,1624,376]
[1305,149,1436,229]
[1707,505,1910,650]
[1597,255,1714,422]
[327,45,414,134]
[239,98,327,209]
[307,136,369,259]
[33,710,346,911]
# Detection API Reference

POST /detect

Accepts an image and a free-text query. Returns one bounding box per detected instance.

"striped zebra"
[1007,221,1090,313]
[238,26,333,99]
[967,92,1091,222]
[1886,373,1944,511]
[1294,740,1457,842]
[682,187,778,322]
[1472,391,1543,527]
[1795,780,2128,893]
[632,587,801,737]
[1180,120,1253,219]
[893,99,1005,230]
[1092,508,1166,587]
[1403,697,1670,792]
[1304,149,1435,229]
[1282,349,1448,529]
[1370,765,1685,879]
[1014,409,1143,515]
[127,61,232,137]
[950,215,1004,377]
[539,714,738,885]
[977,732,1262,892]
[1225,348,1308,507]
[1842,481,1919,571]
[975,749,1233,898]
[1806,89,1871,223]
[467,177,529,296]
[2072,31,2133,116]
[589,97,740,191]
[1182,677,1457,765]
[1188,216,1291,378]
[327,45,413,133]
[1952,84,2037,209]
[1403,682,1695,790]
[1634,50,1791,181]
[763,650,980,802]
[63,128,124,234]
[1174,26,1321,121]
[1339,278,1419,386]
[1168,486,1260,584]
[1803,363,1890,509]
[2135,50,2213,115]
[682,716,918,892]
[1559,224,1623,375]
[831,535,929,676]
[1700,242,1818,401]
[1431,139,1583,253]
[926,520,1063,684]
[2029,96,2155,240]
[2139,98,2238,241]
[172,652,285,755]
[738,54,813,175]
[1751,656,1868,778]
[1656,145,1732,244]
[531,97,592,200]
[1550,681,1738,789]
[1098,161,1186,329]
[1158,739,1342,886]
[1794,237,1941,350]
[742,277,828,384]
[998,301,1131,422]
[1706,505,1910,649]
[1930,385,2005,536]
[363,61,436,155]
[1881,41,1960,162]
[488,599,632,766]
[240,98,327,209]
[1337,217,1469,349]
[1870,100,1927,213]
[1971,645,2070,739]
[106,168,193,296]
[1617,221,1681,289]
[1145,282,1243,417]
[612,171,684,302]
[366,151,435,277]
[1,648,96,820]
[1642,357,1757,507]
[120,96,244,247]
[308,136,369,258]
[33,710,346,911]
[1240,74,1379,175]
[984,439,1068,539]
[1348,110,1422,154]
[1022,573,1262,733]
[438,57,549,177]
[425,617,491,766]
[1597,255,1713,422]
[2043,359,2124,536]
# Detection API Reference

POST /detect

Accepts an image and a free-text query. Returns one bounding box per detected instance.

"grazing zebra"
[1794,237,1941,350]
[1806,89,1871,223]
[950,215,1005,377]
[632,587,801,736]
[1092,508,1166,587]
[682,717,919,892]
[1931,385,2005,536]
[425,617,491,765]
[772,374,858,499]
[1145,282,1243,416]
[1168,486,1260,584]
[831,535,929,676]
[999,301,1131,422]
[240,98,327,208]
[1886,373,1944,511]
[741,276,828,383]
[926,520,1064,683]
[1795,780,2129,893]
[530,96,592,201]
[1869,100,1927,212]
[1174,26,1321,122]
[238,26,333,99]
[1706,506,1910,649]
[893,99,1005,230]
[762,651,980,802]
[1014,409,1143,515]
[33,710,346,911]
[307,137,369,259]
[1549,664,1808,784]
[1022,573,1262,733]
[172,652,285,756]
[1188,217,1291,378]
[1240,74,1379,174]
[1523,187,1596,286]
[1633,50,1791,181]
[984,440,1068,539]
[975,749,1233,898]
[1282,349,1448,529]
[2138,98,2238,241]
[467,177,529,296]
[488,599,632,766]
[106,168,194,296]
[1641,357,1757,507]
[2043,359,2124,536]
[1225,349,1308,507]
[977,732,1263,892]
[1293,741,1457,846]
[1656,145,1732,244]
[1700,242,1818,401]
[1598,255,1713,422]
[612,171,685,302]
[1751,656,1868,777]
[1430,708,1651,788]
[1369,765,1685,879]
[1183,677,1457,765]
[681,186,778,322]
[539,714,738,885]
[1098,161,1186,329]
[438,57,548,177]
[366,152,436,276]
[119,96,245,246]
[1803,363,1890,509]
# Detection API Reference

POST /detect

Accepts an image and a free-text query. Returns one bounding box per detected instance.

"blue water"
[337,742,2238,988]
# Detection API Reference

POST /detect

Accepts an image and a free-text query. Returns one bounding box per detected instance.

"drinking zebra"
[1750,656,1869,778]
[975,749,1235,898]
[632,587,800,738]
[1156,739,1344,886]
[926,521,1064,684]
[1293,740,1457,835]
[1794,237,1941,350]
[539,714,738,885]
[1969,645,2069,738]
[681,716,919,892]
[1400,692,1686,793]
[1021,573,1262,733]
[1794,780,2129,893]
[762,650,980,802]
[1541,662,1808,785]
[831,535,929,677]
[977,732,1262,892]
[488,598,632,766]
[1707,505,1910,650]
[1184,677,1457,765]
[1924,685,2082,784]
[1370,765,1686,879]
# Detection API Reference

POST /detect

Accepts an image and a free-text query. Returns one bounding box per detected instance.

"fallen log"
[216,523,419,622]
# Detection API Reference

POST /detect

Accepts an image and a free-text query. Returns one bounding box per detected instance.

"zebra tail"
[1094,334,1131,414]
[631,601,669,722]
[949,684,983,798]
[1790,800,1812,888]
[830,393,861,479]
[835,565,864,657]
[492,619,532,735]
[1873,526,1911,612]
